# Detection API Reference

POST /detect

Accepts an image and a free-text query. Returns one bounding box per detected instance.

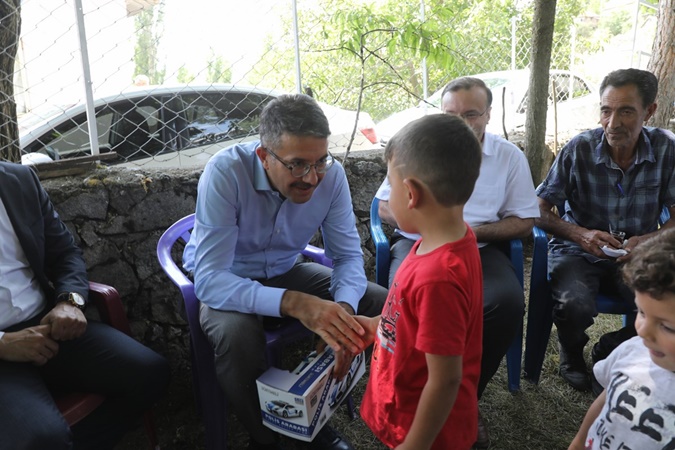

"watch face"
[70,293,86,307]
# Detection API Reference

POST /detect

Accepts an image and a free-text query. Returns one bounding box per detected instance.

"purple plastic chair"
[157,213,354,450]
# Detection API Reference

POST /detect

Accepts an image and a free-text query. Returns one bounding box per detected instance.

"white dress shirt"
[376,132,540,247]
[0,195,45,338]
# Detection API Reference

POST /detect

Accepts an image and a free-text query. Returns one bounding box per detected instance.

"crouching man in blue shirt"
[183,93,387,450]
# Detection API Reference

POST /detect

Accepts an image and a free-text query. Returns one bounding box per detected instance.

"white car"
[376,69,599,144]
[265,400,303,419]
[19,84,379,168]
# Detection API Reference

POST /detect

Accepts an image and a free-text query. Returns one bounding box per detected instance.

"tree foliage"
[134,1,166,85]
[247,0,592,123]
[176,66,195,84]
[206,50,232,84]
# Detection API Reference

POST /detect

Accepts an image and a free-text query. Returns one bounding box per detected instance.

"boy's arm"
[397,354,461,450]
[568,390,606,450]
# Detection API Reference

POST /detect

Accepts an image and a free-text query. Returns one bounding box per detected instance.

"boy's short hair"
[622,228,675,299]
[384,114,481,206]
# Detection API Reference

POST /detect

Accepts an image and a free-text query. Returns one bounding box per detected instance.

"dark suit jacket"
[0,162,88,309]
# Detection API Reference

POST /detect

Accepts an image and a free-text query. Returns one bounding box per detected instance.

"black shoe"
[559,343,591,391]
[310,425,354,450]
[473,409,491,449]
[592,325,637,365]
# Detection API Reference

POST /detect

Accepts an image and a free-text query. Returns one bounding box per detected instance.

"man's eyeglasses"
[263,147,334,178]
[447,107,489,121]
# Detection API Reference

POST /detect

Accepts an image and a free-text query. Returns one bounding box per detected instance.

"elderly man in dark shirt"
[535,68,675,391]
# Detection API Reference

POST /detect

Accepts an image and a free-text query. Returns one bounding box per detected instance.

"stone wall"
[41,149,388,371]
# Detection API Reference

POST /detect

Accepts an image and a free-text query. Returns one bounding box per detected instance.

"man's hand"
[0,325,58,365]
[579,229,623,258]
[331,348,355,380]
[329,315,381,379]
[280,291,365,355]
[40,302,87,341]
[616,235,647,263]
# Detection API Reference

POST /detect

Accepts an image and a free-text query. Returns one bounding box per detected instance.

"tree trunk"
[647,0,675,130]
[524,0,557,187]
[0,0,21,163]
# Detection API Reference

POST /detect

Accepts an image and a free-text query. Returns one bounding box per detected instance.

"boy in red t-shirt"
[356,113,484,450]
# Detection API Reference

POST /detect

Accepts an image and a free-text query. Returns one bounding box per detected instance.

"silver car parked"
[20,84,379,168]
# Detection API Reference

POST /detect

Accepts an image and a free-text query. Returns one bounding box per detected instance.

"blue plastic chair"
[369,198,523,392]
[523,207,671,384]
[157,213,354,450]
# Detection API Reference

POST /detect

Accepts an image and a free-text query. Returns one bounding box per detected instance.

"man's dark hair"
[600,69,658,108]
[384,114,481,207]
[441,77,493,107]
[622,228,675,300]
[259,94,331,149]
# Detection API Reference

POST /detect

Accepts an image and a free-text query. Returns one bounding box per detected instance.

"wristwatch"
[57,292,86,311]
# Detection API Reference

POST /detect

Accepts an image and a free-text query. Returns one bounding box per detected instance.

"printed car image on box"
[256,348,365,441]
[265,400,304,419]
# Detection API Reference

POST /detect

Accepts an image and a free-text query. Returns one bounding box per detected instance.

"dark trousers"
[0,317,170,450]
[548,254,635,351]
[388,234,524,398]
[200,262,388,444]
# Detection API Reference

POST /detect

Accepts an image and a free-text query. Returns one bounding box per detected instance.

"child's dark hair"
[383,114,481,207]
[622,228,675,299]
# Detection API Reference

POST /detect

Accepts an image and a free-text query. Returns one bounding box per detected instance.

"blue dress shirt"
[183,141,367,317]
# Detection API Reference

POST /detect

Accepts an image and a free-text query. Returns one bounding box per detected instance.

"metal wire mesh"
[2,0,657,167]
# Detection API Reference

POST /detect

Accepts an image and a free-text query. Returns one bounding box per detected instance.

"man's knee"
[200,307,265,355]
[552,290,596,327]
[357,282,388,317]
[483,270,524,325]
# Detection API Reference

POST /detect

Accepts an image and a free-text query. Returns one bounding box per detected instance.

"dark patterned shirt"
[536,127,675,258]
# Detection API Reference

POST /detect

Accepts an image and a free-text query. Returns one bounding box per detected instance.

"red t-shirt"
[361,227,483,450]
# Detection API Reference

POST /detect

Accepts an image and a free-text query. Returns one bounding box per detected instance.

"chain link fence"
[3,0,656,167]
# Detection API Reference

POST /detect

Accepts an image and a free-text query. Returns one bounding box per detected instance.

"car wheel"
[283,411,288,418]
[299,411,303,417]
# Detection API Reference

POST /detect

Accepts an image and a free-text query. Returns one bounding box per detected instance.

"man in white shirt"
[375,77,539,449]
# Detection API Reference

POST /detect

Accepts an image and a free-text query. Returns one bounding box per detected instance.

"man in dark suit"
[0,162,169,450]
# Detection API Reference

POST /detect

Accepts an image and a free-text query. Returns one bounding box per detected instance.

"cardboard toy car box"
[256,348,365,442]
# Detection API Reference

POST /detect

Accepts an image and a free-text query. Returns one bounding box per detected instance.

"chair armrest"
[88,281,131,336]
[301,244,333,269]
[530,226,550,296]
[370,198,390,288]
[508,238,524,288]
